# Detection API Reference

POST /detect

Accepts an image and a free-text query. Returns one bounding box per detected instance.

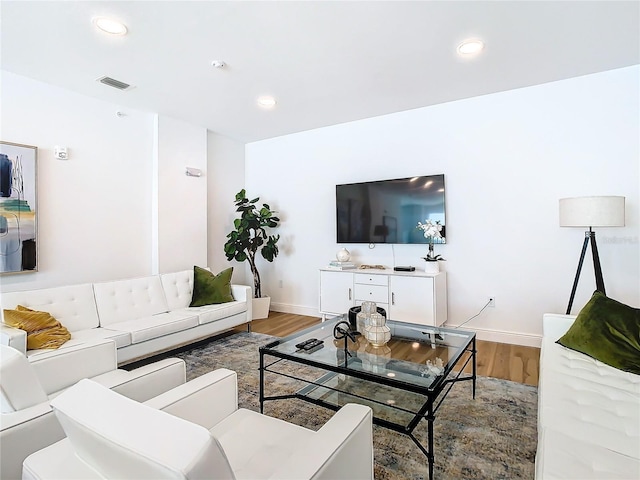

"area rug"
[170,331,538,480]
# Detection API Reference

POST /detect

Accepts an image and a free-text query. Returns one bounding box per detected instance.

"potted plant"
[416,219,445,273]
[224,189,280,319]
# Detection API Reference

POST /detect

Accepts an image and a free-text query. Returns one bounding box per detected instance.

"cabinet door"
[389,276,435,326]
[319,271,354,315]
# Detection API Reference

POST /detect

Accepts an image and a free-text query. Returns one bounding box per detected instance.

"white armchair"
[23,369,374,480]
[0,343,186,480]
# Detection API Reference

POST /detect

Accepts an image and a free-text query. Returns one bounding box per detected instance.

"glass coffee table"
[259,315,476,480]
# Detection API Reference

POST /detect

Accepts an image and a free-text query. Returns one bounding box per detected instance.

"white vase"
[336,248,351,262]
[364,312,391,347]
[424,261,440,274]
[252,296,270,320]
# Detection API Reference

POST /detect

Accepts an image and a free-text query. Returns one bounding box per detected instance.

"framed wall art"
[0,141,37,274]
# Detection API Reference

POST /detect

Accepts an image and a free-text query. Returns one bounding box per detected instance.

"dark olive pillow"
[190,266,234,307]
[557,291,640,374]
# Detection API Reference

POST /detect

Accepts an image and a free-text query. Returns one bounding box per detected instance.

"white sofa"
[0,268,252,364]
[1,341,187,480]
[23,369,375,480]
[536,313,640,479]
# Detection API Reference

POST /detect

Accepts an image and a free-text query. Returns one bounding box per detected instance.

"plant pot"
[424,261,440,274]
[252,296,271,320]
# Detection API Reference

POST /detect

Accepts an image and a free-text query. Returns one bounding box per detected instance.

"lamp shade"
[559,196,625,227]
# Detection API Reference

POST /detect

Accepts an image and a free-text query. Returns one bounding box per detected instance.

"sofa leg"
[247,323,252,333]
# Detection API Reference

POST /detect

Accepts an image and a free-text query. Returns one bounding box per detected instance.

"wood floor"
[236,311,540,386]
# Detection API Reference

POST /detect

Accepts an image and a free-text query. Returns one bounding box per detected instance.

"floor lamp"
[559,196,625,314]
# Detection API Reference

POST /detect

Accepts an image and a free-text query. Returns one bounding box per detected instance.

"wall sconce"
[185,167,202,177]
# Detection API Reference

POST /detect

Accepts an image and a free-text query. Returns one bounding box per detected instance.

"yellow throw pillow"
[3,305,71,350]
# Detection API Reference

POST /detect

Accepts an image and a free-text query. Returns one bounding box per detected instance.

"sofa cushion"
[557,292,640,374]
[1,283,99,332]
[210,408,313,480]
[93,276,169,327]
[71,327,132,349]
[0,344,49,412]
[106,311,199,344]
[3,305,71,350]
[186,302,248,326]
[536,428,640,479]
[160,269,197,310]
[539,332,640,460]
[190,266,234,307]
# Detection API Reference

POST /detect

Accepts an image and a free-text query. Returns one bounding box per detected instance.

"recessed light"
[457,39,484,56]
[257,96,277,109]
[92,16,128,36]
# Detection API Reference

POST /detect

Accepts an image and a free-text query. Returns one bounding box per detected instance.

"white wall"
[0,71,215,293]
[246,66,640,345]
[154,115,207,273]
[0,71,155,291]
[207,131,247,285]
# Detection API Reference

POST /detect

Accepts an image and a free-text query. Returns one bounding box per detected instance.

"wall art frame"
[0,141,38,274]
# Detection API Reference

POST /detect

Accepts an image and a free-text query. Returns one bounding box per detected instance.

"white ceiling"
[2,1,638,143]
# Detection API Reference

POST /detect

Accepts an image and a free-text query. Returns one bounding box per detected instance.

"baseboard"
[269,302,319,318]
[445,324,542,348]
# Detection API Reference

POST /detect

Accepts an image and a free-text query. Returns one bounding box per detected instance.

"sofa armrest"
[271,404,374,480]
[231,285,252,321]
[543,313,577,341]
[31,339,118,395]
[90,358,186,403]
[0,323,27,354]
[1,403,65,480]
[230,284,250,302]
[144,368,238,430]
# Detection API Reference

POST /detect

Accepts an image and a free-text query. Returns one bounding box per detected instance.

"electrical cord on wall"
[453,298,493,329]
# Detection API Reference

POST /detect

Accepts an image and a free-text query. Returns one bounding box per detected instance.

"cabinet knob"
[348,288,352,300]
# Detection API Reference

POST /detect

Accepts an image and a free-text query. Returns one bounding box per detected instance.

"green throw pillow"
[190,266,234,307]
[557,291,640,374]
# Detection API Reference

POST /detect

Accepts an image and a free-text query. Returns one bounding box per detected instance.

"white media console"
[319,268,447,327]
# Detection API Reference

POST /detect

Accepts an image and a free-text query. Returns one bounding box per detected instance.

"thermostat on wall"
[54,146,68,160]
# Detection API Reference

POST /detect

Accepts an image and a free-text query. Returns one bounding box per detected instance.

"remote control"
[295,338,317,349]
[302,339,324,350]
[304,341,324,353]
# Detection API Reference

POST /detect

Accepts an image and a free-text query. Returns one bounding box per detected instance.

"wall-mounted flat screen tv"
[336,174,446,244]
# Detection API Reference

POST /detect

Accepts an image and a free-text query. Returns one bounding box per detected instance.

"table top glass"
[261,315,475,392]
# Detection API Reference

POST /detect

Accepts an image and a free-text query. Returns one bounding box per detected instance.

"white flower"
[416,220,443,241]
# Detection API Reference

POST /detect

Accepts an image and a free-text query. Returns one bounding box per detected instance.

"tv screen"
[336,174,446,244]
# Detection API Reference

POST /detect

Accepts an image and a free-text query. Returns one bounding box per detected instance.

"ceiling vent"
[96,76,133,91]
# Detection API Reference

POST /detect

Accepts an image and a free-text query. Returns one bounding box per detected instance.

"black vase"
[348,305,386,330]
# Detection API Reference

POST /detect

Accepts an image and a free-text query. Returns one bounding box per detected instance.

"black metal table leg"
[259,350,265,413]
[472,336,477,399]
[428,398,434,480]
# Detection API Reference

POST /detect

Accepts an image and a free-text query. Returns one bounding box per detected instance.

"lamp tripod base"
[566,228,605,314]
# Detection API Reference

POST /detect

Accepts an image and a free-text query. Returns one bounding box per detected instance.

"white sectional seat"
[1,268,252,364]
[536,313,640,479]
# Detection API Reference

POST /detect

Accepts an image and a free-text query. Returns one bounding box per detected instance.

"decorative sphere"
[336,248,350,262]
